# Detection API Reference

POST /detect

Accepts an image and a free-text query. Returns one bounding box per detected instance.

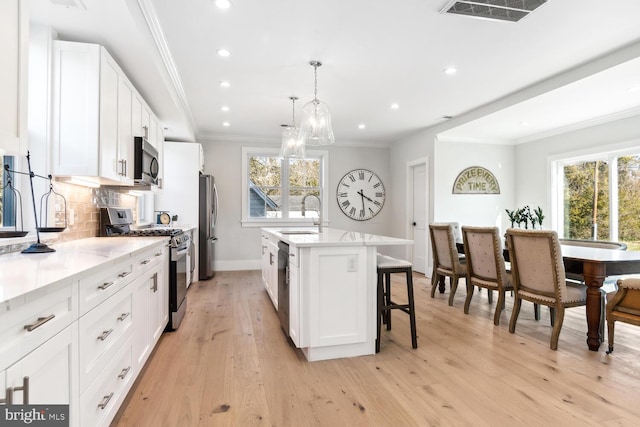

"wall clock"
[336,169,385,221]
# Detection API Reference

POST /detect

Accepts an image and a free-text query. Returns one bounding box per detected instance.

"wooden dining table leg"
[582,261,606,351]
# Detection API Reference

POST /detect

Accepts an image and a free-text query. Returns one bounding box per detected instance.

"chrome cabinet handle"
[119,159,126,176]
[97,329,113,341]
[151,273,158,292]
[98,281,114,290]
[24,314,55,332]
[12,377,29,405]
[118,366,131,380]
[117,312,130,321]
[98,392,114,410]
[140,259,151,265]
[118,271,131,278]
[0,388,13,405]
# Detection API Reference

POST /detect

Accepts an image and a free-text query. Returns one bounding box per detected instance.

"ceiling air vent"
[440,0,547,23]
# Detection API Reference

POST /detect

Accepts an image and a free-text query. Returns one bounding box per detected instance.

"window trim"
[241,146,329,227]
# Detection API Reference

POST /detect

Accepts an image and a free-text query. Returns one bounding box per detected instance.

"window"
[242,147,328,226]
[1,155,16,228]
[554,150,640,250]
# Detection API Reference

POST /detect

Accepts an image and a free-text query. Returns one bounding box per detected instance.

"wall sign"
[452,166,500,194]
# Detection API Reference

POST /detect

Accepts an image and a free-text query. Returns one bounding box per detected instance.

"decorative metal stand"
[4,152,67,253]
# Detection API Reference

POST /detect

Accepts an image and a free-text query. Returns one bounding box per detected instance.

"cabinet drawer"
[134,245,166,275]
[79,287,133,391]
[79,259,134,315]
[0,281,76,370]
[80,337,134,427]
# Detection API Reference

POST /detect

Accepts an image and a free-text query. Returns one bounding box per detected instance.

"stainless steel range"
[100,207,189,331]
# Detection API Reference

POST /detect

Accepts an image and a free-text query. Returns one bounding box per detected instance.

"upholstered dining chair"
[429,223,467,306]
[506,228,588,350]
[462,226,512,325]
[606,278,640,354]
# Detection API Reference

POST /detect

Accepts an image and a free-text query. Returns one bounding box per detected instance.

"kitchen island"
[261,227,412,361]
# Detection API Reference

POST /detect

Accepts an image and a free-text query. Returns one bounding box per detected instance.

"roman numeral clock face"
[336,169,385,221]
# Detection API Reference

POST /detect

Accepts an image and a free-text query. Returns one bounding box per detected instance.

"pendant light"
[280,96,305,158]
[299,61,335,146]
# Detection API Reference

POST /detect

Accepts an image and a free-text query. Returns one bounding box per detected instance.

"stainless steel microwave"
[134,136,159,185]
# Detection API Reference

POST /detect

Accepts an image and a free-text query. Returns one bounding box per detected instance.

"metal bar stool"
[376,254,418,353]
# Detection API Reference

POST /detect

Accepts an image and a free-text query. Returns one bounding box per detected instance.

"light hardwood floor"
[112,270,640,426]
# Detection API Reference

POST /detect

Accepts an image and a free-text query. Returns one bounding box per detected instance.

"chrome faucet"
[301,194,322,233]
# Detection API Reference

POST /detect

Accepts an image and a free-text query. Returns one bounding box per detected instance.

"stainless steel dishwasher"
[277,240,290,337]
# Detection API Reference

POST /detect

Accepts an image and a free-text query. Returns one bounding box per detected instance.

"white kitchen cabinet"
[6,324,78,408]
[305,246,369,348]
[78,285,134,392]
[261,233,279,309]
[51,41,138,185]
[288,244,304,347]
[0,277,78,425]
[0,280,77,371]
[132,246,167,372]
[80,336,134,427]
[0,0,28,156]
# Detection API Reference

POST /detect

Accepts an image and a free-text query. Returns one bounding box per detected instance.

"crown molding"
[135,0,198,135]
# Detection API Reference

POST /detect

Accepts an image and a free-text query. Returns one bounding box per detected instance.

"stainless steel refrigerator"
[199,174,218,279]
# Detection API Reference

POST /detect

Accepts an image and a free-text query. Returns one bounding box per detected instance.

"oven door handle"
[174,246,189,257]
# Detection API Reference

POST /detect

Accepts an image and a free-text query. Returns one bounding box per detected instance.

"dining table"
[456,241,640,351]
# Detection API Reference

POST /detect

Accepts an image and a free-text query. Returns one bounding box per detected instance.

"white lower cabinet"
[288,244,304,347]
[5,324,78,412]
[77,242,167,426]
[80,336,134,427]
[0,241,168,427]
[132,259,166,372]
[261,233,279,309]
[78,285,134,392]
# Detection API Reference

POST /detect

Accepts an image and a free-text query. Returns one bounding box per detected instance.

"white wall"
[434,139,515,232]
[200,138,392,271]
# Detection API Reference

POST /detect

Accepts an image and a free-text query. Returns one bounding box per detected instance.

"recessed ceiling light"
[221,106,230,112]
[358,124,366,130]
[443,67,457,75]
[390,103,399,110]
[220,81,230,88]
[214,0,232,9]
[217,49,231,57]
[222,121,230,127]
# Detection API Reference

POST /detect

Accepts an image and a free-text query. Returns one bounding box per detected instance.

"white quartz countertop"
[262,227,413,248]
[0,237,167,305]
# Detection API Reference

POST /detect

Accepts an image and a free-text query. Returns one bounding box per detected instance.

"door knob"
[412,222,417,226]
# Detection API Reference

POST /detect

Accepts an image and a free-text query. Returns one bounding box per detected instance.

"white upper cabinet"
[0,0,28,156]
[51,41,159,186]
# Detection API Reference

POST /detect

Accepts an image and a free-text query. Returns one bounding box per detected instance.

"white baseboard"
[214,259,262,272]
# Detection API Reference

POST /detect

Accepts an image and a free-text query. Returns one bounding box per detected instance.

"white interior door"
[411,163,427,274]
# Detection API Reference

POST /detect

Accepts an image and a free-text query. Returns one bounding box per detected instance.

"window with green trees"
[243,148,325,223]
[1,155,16,227]
[559,153,640,250]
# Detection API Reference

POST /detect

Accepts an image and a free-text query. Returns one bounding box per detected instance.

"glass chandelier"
[299,61,335,146]
[280,96,305,158]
